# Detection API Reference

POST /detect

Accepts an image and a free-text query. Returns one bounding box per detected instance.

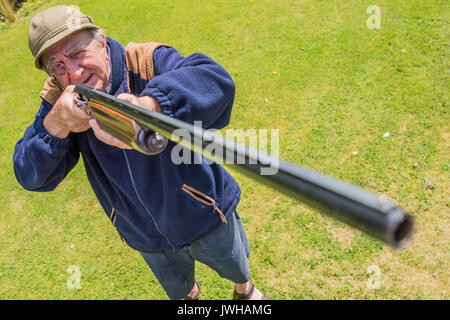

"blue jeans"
[140,210,251,299]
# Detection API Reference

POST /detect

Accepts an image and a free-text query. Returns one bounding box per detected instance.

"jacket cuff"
[140,86,174,118]
[33,116,70,148]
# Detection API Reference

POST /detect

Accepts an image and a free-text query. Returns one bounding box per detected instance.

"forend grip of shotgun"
[74,84,168,155]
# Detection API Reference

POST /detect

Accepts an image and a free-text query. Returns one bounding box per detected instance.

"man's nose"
[65,59,84,83]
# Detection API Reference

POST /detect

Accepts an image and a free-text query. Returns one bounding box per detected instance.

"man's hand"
[88,93,162,150]
[116,93,162,113]
[43,85,91,138]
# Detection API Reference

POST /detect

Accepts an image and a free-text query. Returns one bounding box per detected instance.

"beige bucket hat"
[28,5,99,70]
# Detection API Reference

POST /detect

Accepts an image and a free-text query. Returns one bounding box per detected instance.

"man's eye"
[51,63,65,75]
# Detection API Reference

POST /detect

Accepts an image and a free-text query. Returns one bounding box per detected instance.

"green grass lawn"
[0,0,448,299]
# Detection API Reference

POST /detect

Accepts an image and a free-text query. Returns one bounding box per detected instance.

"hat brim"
[35,23,99,70]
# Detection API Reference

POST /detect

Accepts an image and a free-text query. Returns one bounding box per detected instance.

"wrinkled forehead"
[41,30,94,64]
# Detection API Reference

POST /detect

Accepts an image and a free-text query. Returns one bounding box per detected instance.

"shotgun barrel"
[74,83,414,249]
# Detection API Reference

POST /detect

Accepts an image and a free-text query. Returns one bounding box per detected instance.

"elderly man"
[13,5,268,300]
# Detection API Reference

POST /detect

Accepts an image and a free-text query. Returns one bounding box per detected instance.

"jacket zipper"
[181,184,227,223]
[122,151,176,250]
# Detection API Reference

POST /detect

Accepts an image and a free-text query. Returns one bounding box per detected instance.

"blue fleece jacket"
[13,38,241,253]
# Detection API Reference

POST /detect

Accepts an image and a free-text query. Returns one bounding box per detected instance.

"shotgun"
[74,83,414,249]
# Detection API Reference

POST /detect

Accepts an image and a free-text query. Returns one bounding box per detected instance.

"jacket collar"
[106,37,129,96]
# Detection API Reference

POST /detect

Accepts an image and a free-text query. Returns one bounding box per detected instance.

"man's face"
[41,30,110,91]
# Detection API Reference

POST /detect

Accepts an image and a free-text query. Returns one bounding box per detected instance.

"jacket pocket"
[109,207,125,242]
[181,184,227,223]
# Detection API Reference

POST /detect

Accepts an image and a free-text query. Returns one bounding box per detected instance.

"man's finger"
[117,93,138,104]
[64,85,75,93]
[71,102,92,119]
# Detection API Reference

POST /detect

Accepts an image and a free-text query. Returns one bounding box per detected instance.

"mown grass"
[0,0,448,299]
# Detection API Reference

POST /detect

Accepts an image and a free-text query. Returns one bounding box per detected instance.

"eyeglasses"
[46,48,88,76]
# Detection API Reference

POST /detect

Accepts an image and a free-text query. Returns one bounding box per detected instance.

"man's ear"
[101,32,107,48]
[101,33,109,63]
